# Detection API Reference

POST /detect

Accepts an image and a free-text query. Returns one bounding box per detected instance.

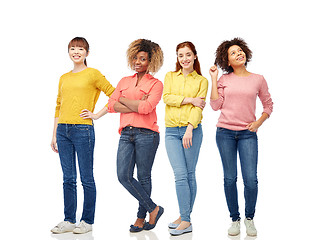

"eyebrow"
[178,51,192,55]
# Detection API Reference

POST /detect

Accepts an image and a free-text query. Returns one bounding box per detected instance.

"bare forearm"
[257,112,269,126]
[114,102,134,113]
[94,106,108,119]
[52,117,58,137]
[119,97,140,112]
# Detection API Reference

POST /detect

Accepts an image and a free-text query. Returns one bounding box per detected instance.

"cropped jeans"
[165,124,203,222]
[56,124,96,224]
[117,126,159,219]
[216,127,258,221]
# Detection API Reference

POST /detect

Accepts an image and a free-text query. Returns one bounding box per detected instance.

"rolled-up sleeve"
[188,77,208,128]
[138,81,163,115]
[108,80,123,113]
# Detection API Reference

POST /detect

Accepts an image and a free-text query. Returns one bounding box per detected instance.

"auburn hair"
[175,41,202,75]
[68,37,90,66]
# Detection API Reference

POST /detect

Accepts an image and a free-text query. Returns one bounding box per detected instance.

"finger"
[51,144,58,153]
[183,139,187,149]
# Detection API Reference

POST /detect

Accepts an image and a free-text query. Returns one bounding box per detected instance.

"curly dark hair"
[127,39,164,74]
[214,38,252,73]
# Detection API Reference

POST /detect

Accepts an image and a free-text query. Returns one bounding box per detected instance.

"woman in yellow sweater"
[50,37,115,234]
[163,42,208,236]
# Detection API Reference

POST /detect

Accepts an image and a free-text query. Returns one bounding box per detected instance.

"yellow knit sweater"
[55,67,115,125]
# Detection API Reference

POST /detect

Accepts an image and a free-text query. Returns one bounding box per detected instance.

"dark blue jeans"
[56,124,96,224]
[216,127,258,221]
[117,126,159,219]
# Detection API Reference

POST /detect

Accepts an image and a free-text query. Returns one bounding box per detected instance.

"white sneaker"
[51,221,75,234]
[228,220,240,236]
[244,218,257,236]
[73,220,92,234]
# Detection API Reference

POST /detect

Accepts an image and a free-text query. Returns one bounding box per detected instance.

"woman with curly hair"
[163,41,208,236]
[210,38,273,237]
[108,39,164,232]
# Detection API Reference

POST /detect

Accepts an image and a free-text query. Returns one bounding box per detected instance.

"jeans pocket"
[74,124,90,131]
[138,128,155,135]
[217,127,226,132]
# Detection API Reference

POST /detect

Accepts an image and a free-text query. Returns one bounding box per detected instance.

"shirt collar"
[177,69,199,78]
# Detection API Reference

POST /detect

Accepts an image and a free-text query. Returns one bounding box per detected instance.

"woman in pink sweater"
[210,38,273,237]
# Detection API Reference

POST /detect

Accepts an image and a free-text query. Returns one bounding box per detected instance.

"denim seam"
[126,147,153,213]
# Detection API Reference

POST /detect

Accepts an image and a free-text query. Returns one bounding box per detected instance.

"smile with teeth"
[236,56,244,61]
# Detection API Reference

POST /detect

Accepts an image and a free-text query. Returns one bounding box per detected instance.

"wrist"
[183,97,192,105]
[186,123,194,131]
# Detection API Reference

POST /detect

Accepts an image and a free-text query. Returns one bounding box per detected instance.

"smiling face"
[68,46,88,65]
[177,46,196,72]
[133,51,149,73]
[227,45,246,69]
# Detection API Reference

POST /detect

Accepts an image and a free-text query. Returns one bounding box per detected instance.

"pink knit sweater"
[210,72,273,131]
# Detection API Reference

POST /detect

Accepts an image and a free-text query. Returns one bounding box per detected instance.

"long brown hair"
[68,37,90,66]
[175,41,202,75]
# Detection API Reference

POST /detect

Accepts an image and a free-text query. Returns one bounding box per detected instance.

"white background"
[1,0,318,239]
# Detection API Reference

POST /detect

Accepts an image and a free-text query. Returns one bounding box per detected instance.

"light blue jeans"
[165,124,203,222]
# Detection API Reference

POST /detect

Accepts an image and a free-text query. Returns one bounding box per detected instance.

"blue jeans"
[165,124,203,222]
[56,124,96,224]
[216,127,258,221]
[117,126,159,219]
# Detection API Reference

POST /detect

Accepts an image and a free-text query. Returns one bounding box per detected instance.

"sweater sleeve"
[259,76,273,116]
[54,76,62,118]
[210,75,225,111]
[94,70,115,107]
[188,77,208,128]
[138,81,163,115]
[107,78,123,113]
[163,72,185,107]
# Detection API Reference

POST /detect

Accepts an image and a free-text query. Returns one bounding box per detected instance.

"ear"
[86,51,90,57]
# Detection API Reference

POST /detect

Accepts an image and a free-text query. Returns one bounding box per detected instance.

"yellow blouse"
[55,67,115,125]
[163,70,208,128]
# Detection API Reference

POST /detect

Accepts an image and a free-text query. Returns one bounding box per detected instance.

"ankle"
[176,221,191,230]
